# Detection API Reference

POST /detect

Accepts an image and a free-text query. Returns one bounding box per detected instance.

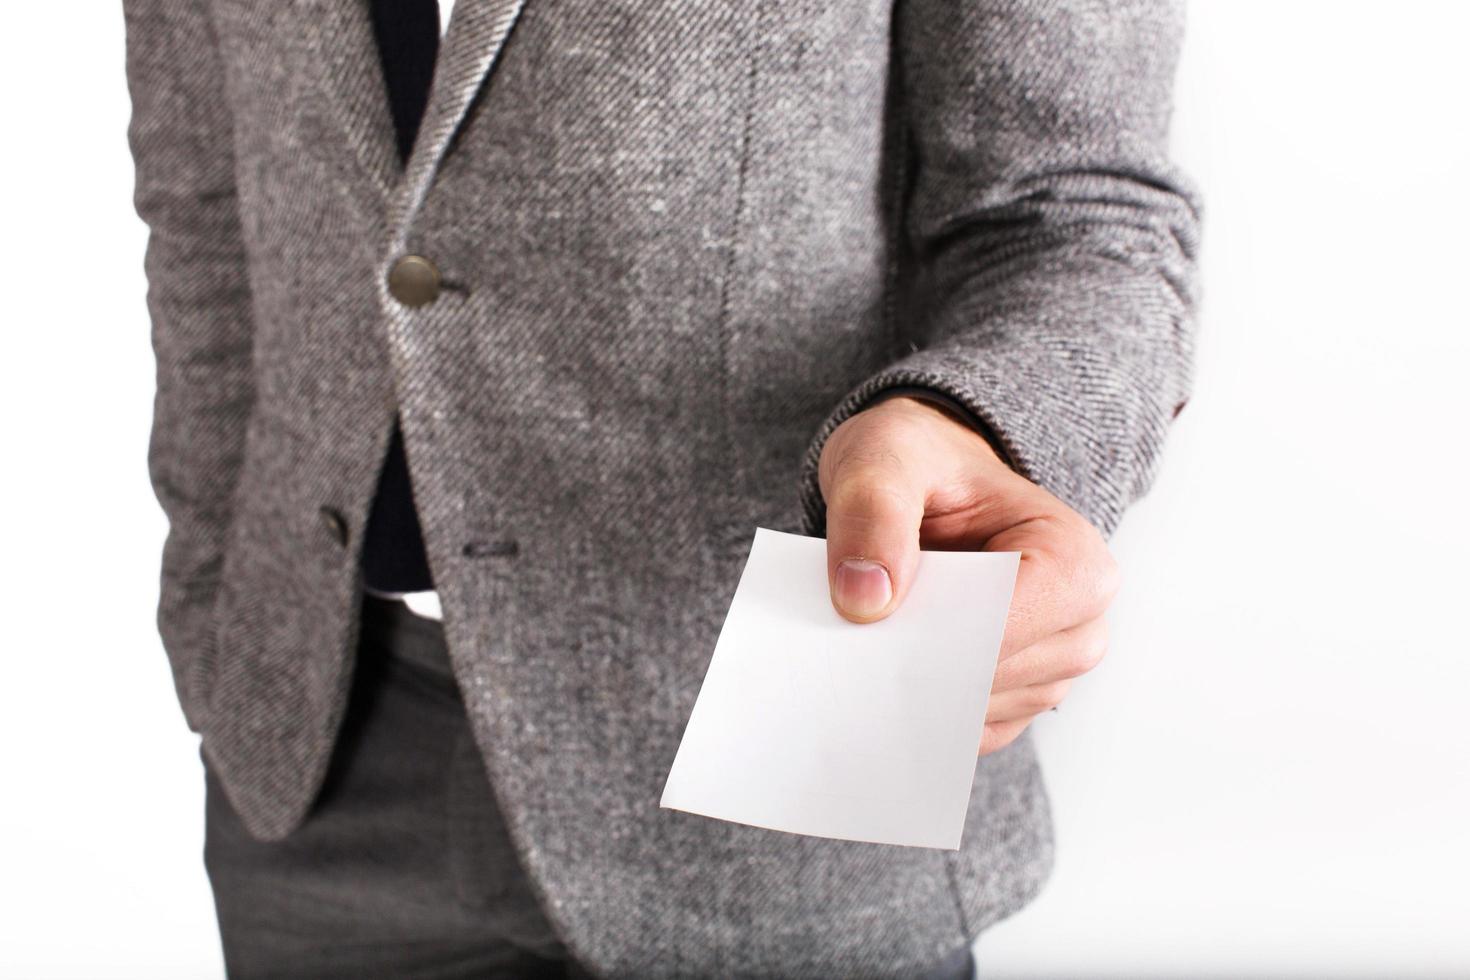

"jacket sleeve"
[799,0,1202,538]
[123,0,256,730]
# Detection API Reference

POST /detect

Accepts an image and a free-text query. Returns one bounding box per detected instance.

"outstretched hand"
[818,396,1120,755]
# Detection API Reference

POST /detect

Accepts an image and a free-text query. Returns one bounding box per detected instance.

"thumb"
[823,453,926,623]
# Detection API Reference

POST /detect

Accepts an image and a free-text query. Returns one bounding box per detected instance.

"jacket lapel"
[299,0,530,237]
[389,0,530,234]
[299,0,402,222]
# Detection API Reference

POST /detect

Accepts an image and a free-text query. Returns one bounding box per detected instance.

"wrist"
[865,392,1005,466]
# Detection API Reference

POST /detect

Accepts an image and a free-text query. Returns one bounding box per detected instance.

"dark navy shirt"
[360,0,441,592]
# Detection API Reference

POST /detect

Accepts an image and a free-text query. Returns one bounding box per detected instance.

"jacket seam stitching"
[943,851,974,945]
[711,0,766,561]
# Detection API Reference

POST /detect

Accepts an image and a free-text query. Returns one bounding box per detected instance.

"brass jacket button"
[387,254,441,307]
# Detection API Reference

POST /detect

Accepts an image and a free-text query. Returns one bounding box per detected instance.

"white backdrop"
[2,2,1466,977]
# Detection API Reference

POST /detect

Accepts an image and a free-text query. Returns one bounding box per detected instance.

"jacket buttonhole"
[462,539,520,559]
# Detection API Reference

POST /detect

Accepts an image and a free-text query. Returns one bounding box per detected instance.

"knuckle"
[1067,628,1108,677]
[819,416,901,490]
[981,720,1025,756]
[1031,679,1071,711]
[832,437,905,477]
[826,475,919,528]
[1094,547,1123,605]
[1066,532,1120,618]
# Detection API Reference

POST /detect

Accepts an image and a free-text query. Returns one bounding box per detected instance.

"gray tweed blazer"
[122,0,1200,975]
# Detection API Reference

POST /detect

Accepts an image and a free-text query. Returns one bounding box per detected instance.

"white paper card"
[660,527,1020,850]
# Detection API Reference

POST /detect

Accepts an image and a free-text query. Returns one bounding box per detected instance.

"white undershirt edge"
[364,585,444,622]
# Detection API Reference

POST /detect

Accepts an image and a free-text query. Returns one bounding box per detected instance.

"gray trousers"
[202,594,978,979]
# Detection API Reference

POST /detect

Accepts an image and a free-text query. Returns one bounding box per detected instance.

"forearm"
[124,0,258,727]
[801,0,1201,538]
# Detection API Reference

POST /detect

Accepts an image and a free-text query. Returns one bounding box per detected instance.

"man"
[121,0,1200,976]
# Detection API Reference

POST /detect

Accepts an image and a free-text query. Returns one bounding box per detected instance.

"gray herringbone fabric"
[122,0,1201,976]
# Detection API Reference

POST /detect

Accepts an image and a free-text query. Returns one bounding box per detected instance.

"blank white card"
[660,528,1020,850]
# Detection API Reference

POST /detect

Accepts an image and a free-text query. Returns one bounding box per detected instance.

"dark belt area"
[358,591,455,679]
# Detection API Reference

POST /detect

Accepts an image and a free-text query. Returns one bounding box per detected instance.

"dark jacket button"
[387,254,441,307]
[319,506,349,546]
